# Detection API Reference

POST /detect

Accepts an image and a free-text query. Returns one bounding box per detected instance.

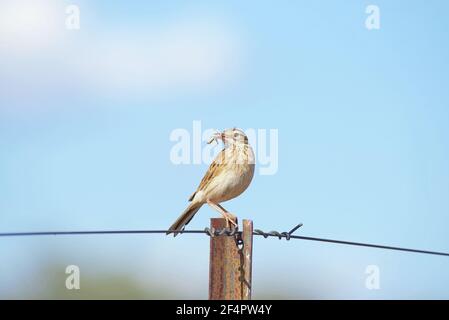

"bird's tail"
[167,202,202,237]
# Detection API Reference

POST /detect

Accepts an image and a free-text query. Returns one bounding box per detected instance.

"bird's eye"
[234,133,239,138]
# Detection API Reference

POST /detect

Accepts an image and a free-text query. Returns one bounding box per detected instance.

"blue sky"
[1,0,449,298]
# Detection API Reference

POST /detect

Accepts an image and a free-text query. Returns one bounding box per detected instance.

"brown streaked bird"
[167,128,255,236]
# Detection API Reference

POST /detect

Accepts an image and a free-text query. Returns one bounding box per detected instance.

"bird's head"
[208,128,249,147]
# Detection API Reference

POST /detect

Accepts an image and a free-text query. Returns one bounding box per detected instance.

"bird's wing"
[190,148,227,198]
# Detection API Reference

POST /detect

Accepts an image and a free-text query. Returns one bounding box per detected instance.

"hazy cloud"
[0,1,243,108]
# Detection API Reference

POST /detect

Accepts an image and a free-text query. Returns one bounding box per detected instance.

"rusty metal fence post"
[241,219,253,299]
[208,218,253,300]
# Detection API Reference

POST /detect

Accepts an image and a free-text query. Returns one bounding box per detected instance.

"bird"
[167,128,255,236]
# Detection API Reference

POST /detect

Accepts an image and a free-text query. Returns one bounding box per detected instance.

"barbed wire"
[0,223,448,257]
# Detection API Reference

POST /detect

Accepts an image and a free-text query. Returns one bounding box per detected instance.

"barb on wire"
[204,227,239,237]
[254,223,303,240]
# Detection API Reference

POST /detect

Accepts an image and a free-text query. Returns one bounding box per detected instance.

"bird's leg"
[216,203,237,226]
[206,200,238,228]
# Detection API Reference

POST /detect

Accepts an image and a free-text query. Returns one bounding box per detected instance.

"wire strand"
[285,235,449,257]
[0,226,448,257]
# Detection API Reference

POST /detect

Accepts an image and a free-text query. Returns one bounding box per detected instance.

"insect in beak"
[207,131,223,145]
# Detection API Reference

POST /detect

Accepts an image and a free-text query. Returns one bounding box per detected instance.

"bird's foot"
[224,213,238,229]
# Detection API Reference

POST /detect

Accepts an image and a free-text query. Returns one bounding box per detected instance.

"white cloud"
[0,1,244,106]
[0,0,63,52]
